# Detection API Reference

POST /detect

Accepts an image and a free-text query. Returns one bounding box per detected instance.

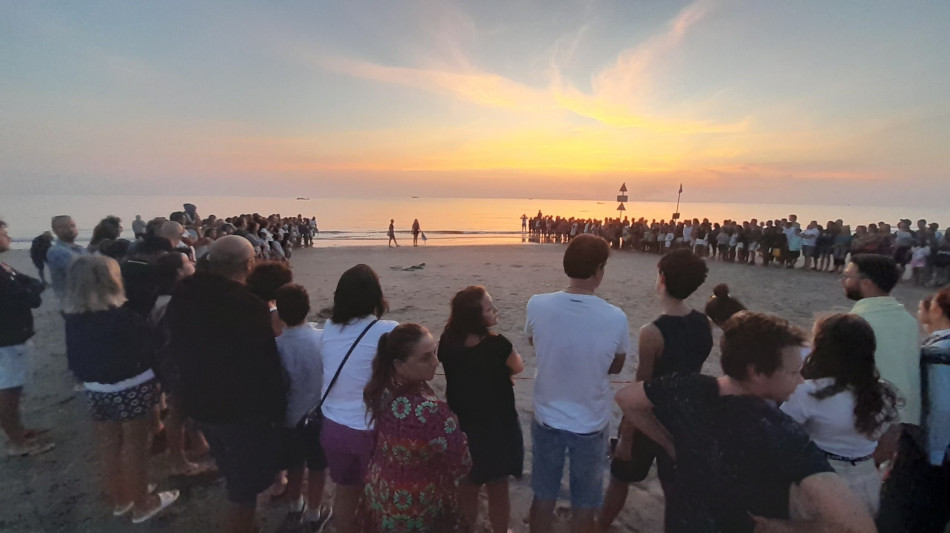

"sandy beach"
[0,244,932,533]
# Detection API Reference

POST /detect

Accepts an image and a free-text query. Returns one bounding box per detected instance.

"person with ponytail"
[780,313,899,515]
[439,286,523,533]
[361,323,471,532]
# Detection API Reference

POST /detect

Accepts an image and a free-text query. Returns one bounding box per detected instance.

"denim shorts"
[531,418,608,508]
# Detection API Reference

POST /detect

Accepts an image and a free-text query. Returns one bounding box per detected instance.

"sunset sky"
[3,1,949,205]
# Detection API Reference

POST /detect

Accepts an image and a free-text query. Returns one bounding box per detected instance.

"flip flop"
[131,490,179,524]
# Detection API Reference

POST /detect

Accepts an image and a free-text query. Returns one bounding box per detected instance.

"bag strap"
[299,319,379,425]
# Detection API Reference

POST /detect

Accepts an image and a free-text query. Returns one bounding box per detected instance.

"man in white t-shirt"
[525,234,631,533]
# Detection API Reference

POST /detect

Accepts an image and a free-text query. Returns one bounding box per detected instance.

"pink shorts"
[320,417,376,486]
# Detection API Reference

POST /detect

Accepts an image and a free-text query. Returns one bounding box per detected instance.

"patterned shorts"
[85,379,159,422]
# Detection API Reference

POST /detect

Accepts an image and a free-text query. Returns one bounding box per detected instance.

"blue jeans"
[531,418,608,508]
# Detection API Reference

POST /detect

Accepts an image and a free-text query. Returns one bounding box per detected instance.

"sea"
[1,194,944,249]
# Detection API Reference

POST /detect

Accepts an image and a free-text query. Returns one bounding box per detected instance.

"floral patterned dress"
[360,381,471,532]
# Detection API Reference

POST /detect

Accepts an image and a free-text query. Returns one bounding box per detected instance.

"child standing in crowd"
[439,286,524,533]
[274,284,332,531]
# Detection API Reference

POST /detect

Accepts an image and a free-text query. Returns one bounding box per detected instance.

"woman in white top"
[781,313,899,516]
[319,264,398,533]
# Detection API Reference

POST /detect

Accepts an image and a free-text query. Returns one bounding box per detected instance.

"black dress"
[438,333,523,484]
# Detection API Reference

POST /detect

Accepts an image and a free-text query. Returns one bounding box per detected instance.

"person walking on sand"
[412,219,421,247]
[525,234,631,533]
[388,219,399,248]
[0,219,54,457]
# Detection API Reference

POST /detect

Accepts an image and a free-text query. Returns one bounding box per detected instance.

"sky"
[2,1,949,205]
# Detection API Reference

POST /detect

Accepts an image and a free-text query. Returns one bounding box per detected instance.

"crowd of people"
[522,211,950,287]
[1,205,949,533]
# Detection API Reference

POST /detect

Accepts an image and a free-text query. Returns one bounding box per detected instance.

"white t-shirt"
[780,378,881,458]
[320,316,399,431]
[276,323,324,428]
[525,291,631,433]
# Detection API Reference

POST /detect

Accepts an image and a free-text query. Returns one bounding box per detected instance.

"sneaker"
[307,506,333,533]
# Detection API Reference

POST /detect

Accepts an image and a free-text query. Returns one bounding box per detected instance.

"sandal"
[131,490,180,524]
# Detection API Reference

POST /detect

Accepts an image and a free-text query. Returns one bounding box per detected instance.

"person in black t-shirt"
[439,285,524,533]
[615,312,875,533]
[601,248,712,530]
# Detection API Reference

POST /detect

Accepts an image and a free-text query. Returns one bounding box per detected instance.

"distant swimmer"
[411,219,421,247]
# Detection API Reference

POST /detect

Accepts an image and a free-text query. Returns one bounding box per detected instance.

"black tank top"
[652,310,713,378]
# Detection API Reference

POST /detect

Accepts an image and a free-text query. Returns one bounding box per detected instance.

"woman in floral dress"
[361,323,471,532]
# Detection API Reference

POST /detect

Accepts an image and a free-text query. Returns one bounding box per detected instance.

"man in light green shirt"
[842,254,920,426]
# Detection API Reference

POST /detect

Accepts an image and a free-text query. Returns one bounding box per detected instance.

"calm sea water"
[1,194,944,248]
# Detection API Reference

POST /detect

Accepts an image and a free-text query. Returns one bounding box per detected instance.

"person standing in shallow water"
[411,219,421,247]
[388,219,399,248]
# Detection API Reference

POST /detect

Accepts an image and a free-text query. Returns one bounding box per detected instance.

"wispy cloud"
[302,0,744,134]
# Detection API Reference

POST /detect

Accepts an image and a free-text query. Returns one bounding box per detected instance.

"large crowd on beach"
[1,204,949,533]
[523,211,950,287]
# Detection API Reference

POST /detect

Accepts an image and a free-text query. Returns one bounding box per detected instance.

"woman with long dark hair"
[438,286,523,533]
[319,264,398,533]
[361,323,470,532]
[781,313,899,515]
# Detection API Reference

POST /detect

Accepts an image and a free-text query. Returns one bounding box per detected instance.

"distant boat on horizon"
[296,197,309,200]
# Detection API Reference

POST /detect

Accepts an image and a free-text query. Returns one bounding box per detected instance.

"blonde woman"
[64,255,178,523]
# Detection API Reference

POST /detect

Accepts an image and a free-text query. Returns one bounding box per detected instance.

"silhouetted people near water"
[411,219,421,247]
[387,219,399,248]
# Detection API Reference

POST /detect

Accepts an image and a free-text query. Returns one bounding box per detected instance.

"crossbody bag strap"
[298,319,380,426]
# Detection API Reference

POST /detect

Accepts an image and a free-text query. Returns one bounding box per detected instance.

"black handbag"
[295,319,379,449]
